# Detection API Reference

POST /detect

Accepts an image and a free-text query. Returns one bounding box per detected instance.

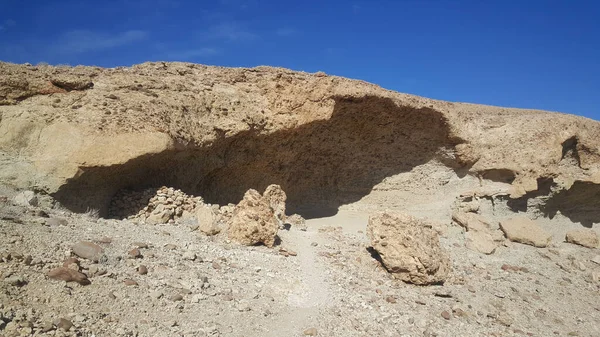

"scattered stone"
[500,217,551,248]
[35,209,49,217]
[385,296,397,303]
[170,294,183,301]
[228,186,282,247]
[367,212,451,285]
[47,267,90,285]
[133,242,148,248]
[41,320,54,332]
[138,265,148,275]
[150,291,163,299]
[441,311,451,320]
[123,278,138,286]
[501,264,527,272]
[164,244,178,250]
[4,275,27,287]
[46,218,68,226]
[97,237,113,244]
[182,251,197,261]
[72,241,105,262]
[303,327,318,336]
[13,190,38,207]
[565,229,599,248]
[128,248,142,258]
[62,257,80,270]
[212,261,221,270]
[311,242,318,247]
[54,318,73,331]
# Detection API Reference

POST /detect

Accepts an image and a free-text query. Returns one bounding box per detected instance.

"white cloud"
[206,22,257,41]
[54,30,148,54]
[166,47,219,60]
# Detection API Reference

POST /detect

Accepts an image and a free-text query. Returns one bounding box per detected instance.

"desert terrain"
[0,61,599,336]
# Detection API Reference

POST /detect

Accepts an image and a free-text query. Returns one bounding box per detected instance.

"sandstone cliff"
[1,61,599,224]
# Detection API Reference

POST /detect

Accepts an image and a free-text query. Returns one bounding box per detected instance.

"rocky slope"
[1,61,599,223]
[1,61,600,337]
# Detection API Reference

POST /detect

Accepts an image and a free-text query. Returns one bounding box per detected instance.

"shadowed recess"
[52,95,457,219]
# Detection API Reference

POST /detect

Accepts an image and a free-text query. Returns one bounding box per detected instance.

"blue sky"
[1,0,599,120]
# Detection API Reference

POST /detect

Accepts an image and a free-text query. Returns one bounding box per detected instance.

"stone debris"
[227,185,285,247]
[500,217,552,248]
[13,190,38,207]
[565,229,599,248]
[54,318,73,331]
[367,212,451,285]
[109,187,204,224]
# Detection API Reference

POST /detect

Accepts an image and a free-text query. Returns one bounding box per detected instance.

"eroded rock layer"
[1,61,599,223]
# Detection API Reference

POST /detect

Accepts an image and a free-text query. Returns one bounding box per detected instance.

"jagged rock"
[72,241,105,262]
[228,187,280,247]
[500,217,551,248]
[566,229,599,248]
[263,184,287,227]
[197,205,220,235]
[367,212,450,285]
[13,191,37,207]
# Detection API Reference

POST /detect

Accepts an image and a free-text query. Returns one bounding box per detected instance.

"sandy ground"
[1,167,600,337]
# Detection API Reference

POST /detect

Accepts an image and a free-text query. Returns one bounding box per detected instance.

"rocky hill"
[1,61,599,336]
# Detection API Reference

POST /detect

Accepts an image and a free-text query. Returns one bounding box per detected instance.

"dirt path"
[267,224,332,336]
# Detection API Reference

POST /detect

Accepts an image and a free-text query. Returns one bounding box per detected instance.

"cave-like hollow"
[52,95,459,219]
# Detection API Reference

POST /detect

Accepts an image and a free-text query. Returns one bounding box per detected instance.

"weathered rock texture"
[227,185,285,247]
[0,62,599,223]
[566,229,599,248]
[500,217,552,248]
[367,212,450,285]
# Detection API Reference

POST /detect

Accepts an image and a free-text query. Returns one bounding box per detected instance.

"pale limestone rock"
[367,212,450,285]
[13,190,37,207]
[566,229,599,248]
[500,217,551,248]
[453,211,499,254]
[197,204,220,236]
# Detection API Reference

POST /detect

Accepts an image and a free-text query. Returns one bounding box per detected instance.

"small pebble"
[124,278,138,286]
[303,327,318,336]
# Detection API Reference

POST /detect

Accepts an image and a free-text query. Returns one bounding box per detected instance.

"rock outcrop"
[0,62,598,225]
[227,185,285,247]
[367,212,450,285]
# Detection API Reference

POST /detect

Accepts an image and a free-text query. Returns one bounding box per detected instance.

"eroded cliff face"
[1,61,599,223]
